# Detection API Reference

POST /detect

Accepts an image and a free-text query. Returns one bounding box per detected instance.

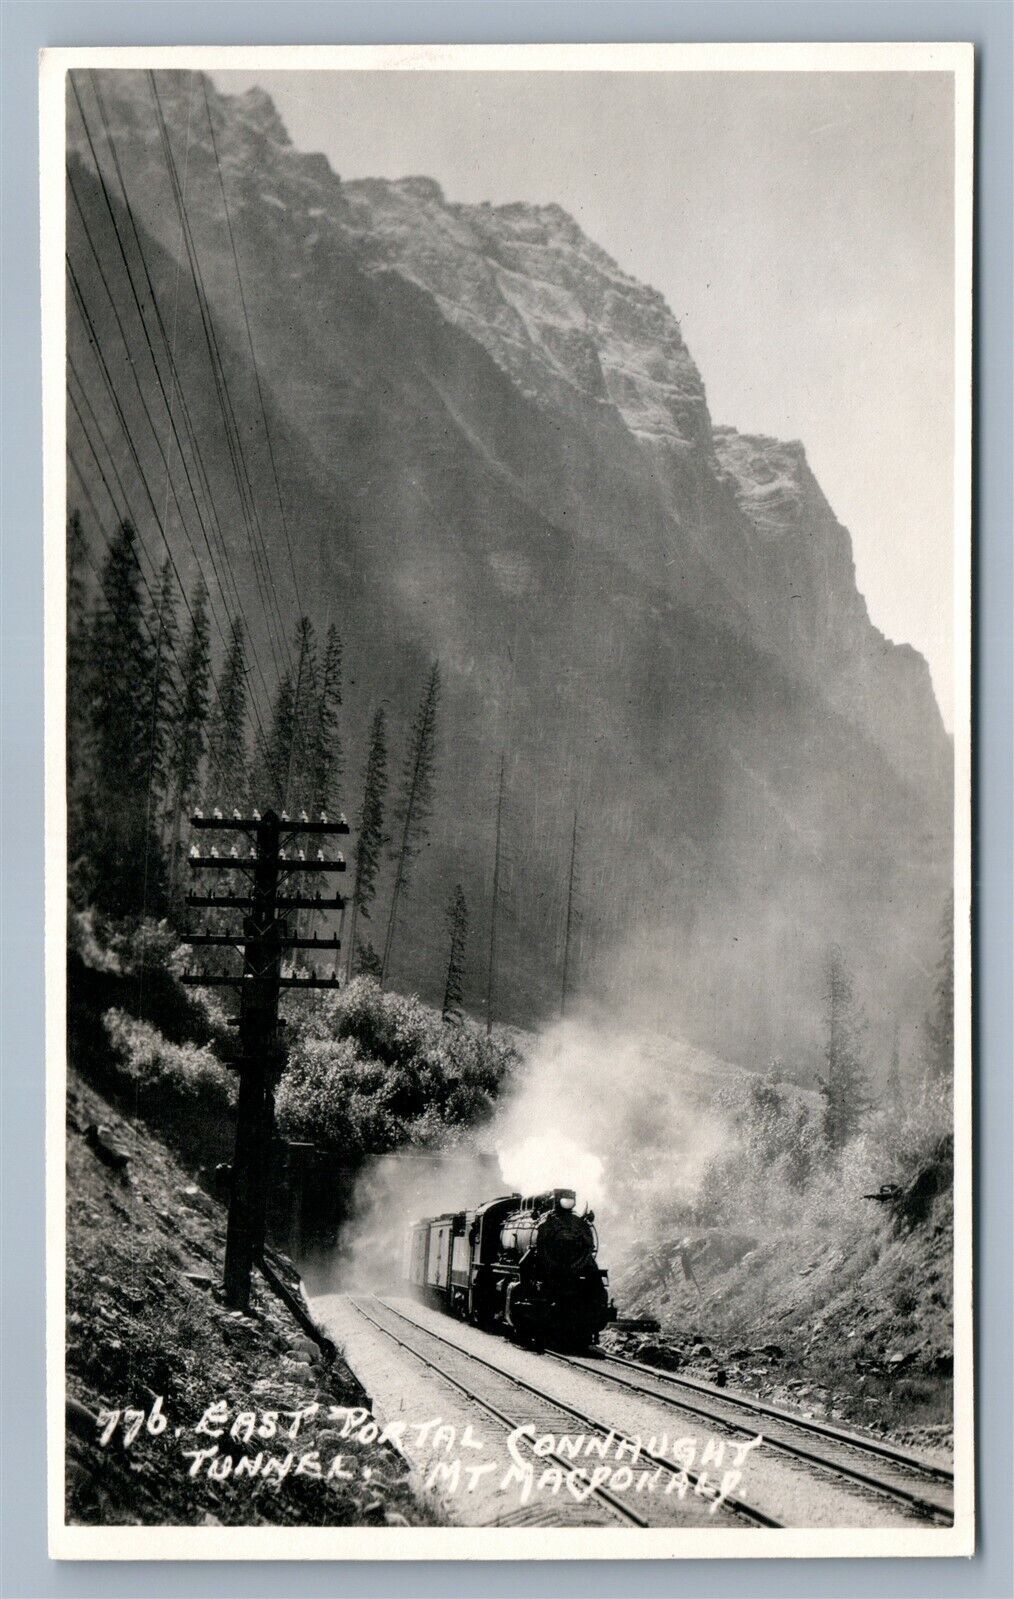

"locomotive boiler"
[406,1188,615,1349]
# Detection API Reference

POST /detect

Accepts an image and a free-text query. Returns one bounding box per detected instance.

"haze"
[212,68,957,728]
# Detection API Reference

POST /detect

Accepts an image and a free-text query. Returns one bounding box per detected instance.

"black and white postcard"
[42,42,973,1559]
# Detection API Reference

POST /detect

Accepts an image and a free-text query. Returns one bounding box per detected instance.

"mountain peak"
[342,173,708,446]
[233,85,292,145]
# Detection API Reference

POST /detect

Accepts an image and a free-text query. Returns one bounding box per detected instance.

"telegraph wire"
[200,74,309,635]
[68,72,288,728]
[68,259,199,636]
[68,74,235,609]
[68,69,320,803]
[68,315,273,796]
[69,261,275,792]
[146,72,296,684]
[77,71,286,697]
[199,78,322,828]
[67,252,282,788]
[67,440,231,793]
[68,368,158,586]
[66,163,235,651]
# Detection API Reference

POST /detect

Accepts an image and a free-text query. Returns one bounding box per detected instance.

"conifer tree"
[355,941,384,981]
[924,892,954,1086]
[309,623,343,818]
[66,509,95,898]
[251,666,295,812]
[146,558,181,823]
[817,945,870,1151]
[205,616,249,812]
[66,510,92,794]
[83,519,163,916]
[381,662,441,987]
[442,883,469,1023]
[285,616,318,812]
[345,706,388,981]
[165,579,211,900]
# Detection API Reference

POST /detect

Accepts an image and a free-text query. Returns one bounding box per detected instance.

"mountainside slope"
[65,70,951,1072]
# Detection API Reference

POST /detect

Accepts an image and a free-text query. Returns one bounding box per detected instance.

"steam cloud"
[316,1011,745,1296]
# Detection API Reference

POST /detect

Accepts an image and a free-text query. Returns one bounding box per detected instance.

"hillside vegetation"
[64,1071,436,1527]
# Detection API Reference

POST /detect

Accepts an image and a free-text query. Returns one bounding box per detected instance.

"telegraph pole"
[182,806,349,1310]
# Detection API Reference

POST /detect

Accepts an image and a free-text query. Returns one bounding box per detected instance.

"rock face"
[65,71,952,1066]
[344,178,710,446]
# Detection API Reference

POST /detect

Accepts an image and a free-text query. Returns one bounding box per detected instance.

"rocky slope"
[64,1071,435,1527]
[606,1137,954,1452]
[65,70,951,1071]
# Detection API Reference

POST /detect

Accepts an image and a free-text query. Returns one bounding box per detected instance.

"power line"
[199,74,307,630]
[146,71,296,686]
[67,250,281,788]
[69,268,269,796]
[68,368,157,583]
[66,163,234,653]
[67,69,328,816]
[69,384,262,803]
[73,71,287,719]
[67,259,199,637]
[67,441,230,793]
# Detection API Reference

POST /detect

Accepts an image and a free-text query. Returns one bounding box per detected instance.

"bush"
[70,908,234,1052]
[276,978,516,1154]
[102,1009,236,1109]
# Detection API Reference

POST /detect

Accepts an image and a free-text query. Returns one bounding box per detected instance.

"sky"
[213,68,957,726]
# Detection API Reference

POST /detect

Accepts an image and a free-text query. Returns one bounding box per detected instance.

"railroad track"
[550,1346,954,1526]
[349,1296,779,1529]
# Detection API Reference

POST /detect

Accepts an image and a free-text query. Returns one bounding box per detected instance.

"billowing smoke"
[490,1014,736,1265]
[300,1145,500,1296]
[497,1131,605,1209]
[319,1009,742,1294]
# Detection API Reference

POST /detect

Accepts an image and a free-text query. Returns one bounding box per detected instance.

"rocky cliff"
[65,70,952,1072]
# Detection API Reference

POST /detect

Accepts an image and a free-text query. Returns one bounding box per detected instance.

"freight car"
[405,1188,615,1349]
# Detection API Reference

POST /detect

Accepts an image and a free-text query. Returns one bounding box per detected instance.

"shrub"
[102,1009,236,1109]
[70,909,234,1052]
[276,978,516,1154]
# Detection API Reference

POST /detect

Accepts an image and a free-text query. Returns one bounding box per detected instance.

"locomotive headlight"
[559,1194,575,1210]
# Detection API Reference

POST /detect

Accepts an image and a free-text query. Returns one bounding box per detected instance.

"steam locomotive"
[406,1188,615,1349]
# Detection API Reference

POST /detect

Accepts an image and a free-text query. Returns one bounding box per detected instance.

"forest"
[66,506,516,1164]
[67,502,955,1170]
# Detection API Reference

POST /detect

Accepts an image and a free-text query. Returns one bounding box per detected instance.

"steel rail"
[596,1350,954,1482]
[358,1297,779,1529]
[549,1349,953,1525]
[349,1297,648,1527]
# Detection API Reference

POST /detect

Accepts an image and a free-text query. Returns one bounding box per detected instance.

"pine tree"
[165,579,211,901]
[205,616,249,811]
[66,509,95,899]
[345,706,388,981]
[146,558,181,825]
[83,520,164,916]
[442,883,469,1023]
[252,669,293,812]
[308,623,343,819]
[285,616,318,812]
[66,510,92,794]
[381,662,441,987]
[924,892,954,1085]
[355,941,384,981]
[817,945,870,1151]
